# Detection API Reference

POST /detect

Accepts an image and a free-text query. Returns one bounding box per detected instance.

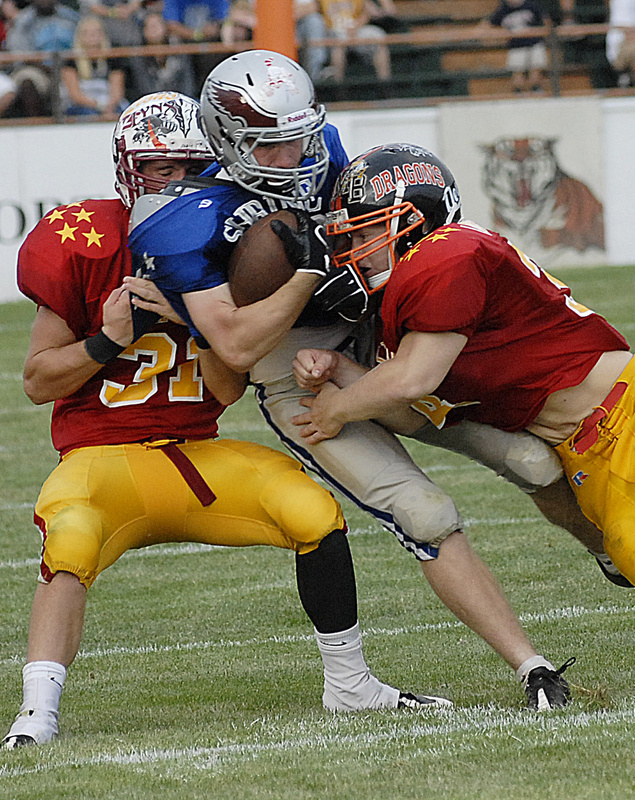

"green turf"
[1,267,634,799]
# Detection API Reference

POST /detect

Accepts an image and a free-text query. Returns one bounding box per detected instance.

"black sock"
[295,529,357,633]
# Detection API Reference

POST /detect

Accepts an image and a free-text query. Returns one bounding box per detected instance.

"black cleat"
[523,657,576,711]
[397,691,453,709]
[592,553,633,588]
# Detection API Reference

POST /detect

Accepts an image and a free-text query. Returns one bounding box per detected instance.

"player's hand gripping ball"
[227,210,297,306]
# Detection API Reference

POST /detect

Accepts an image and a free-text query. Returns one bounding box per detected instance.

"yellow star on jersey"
[46,208,66,224]
[426,230,452,243]
[73,208,94,223]
[402,242,421,262]
[65,202,84,209]
[55,223,78,243]
[83,227,105,248]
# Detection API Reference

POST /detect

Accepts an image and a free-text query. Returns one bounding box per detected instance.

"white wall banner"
[0,97,633,303]
[439,97,606,269]
[0,122,117,302]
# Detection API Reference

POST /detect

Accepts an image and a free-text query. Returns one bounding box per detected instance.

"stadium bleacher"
[314,0,616,105]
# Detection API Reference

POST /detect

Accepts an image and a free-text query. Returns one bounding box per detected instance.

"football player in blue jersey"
[127,49,606,710]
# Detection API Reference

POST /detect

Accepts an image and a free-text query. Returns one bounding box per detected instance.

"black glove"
[270,211,331,278]
[313,263,369,323]
[129,252,161,342]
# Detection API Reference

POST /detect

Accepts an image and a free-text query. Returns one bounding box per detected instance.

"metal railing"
[0,21,619,123]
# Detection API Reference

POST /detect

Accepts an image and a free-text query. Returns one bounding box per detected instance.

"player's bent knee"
[259,469,345,550]
[604,522,635,585]
[502,435,563,492]
[392,480,461,547]
[43,505,103,588]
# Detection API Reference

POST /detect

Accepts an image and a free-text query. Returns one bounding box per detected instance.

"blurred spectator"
[220,0,254,44]
[163,0,228,43]
[366,0,410,33]
[481,0,549,93]
[559,0,576,25]
[78,0,143,46]
[60,14,128,116]
[162,0,230,89]
[0,70,16,115]
[129,10,196,98]
[606,0,635,87]
[5,0,79,116]
[294,0,331,83]
[319,0,391,82]
[0,0,17,115]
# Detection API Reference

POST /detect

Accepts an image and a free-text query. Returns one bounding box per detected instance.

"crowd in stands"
[0,0,629,120]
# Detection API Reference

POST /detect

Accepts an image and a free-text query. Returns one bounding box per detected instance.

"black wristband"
[84,331,127,364]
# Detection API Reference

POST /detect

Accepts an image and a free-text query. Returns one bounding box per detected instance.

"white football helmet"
[199,50,328,202]
[112,92,215,207]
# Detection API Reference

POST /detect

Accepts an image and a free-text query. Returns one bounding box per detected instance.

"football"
[227,210,297,307]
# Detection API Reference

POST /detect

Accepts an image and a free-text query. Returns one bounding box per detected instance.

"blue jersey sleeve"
[324,123,349,173]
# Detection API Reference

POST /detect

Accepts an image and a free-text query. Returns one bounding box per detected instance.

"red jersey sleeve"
[17,200,130,340]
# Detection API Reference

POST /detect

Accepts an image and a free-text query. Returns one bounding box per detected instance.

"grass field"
[0,267,634,799]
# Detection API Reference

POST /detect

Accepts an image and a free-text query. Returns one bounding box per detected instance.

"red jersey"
[18,199,224,455]
[381,220,629,431]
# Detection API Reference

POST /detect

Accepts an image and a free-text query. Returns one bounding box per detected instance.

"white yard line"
[0,705,633,779]
[0,603,632,667]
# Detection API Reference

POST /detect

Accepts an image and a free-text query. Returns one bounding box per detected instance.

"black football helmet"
[327,143,462,292]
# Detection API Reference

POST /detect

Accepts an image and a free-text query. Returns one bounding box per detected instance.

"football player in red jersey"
[292,143,634,593]
[1,109,447,752]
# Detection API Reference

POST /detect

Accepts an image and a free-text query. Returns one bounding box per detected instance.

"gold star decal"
[83,227,105,248]
[46,208,66,223]
[73,208,94,223]
[426,231,451,243]
[402,242,421,262]
[55,223,78,243]
[65,202,84,209]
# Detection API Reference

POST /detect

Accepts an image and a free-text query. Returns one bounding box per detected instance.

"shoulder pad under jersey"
[129,184,220,256]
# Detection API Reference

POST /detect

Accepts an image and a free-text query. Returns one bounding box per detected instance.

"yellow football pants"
[555,356,635,584]
[35,438,344,588]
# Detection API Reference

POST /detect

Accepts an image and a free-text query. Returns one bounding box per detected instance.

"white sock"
[315,623,400,711]
[4,661,67,745]
[516,655,556,682]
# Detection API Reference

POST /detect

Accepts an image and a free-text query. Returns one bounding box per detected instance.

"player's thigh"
[36,445,158,587]
[178,438,344,552]
[257,384,460,546]
[411,419,563,492]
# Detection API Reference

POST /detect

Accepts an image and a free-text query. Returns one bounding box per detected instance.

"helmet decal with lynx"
[112,92,214,208]
[199,50,328,202]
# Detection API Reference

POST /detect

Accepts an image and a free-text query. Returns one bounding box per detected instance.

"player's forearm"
[187,273,319,372]
[23,341,104,404]
[197,347,248,406]
[320,351,430,432]
[328,352,370,388]
[326,358,428,427]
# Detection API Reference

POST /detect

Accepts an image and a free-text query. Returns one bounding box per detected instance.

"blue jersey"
[128,124,349,336]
